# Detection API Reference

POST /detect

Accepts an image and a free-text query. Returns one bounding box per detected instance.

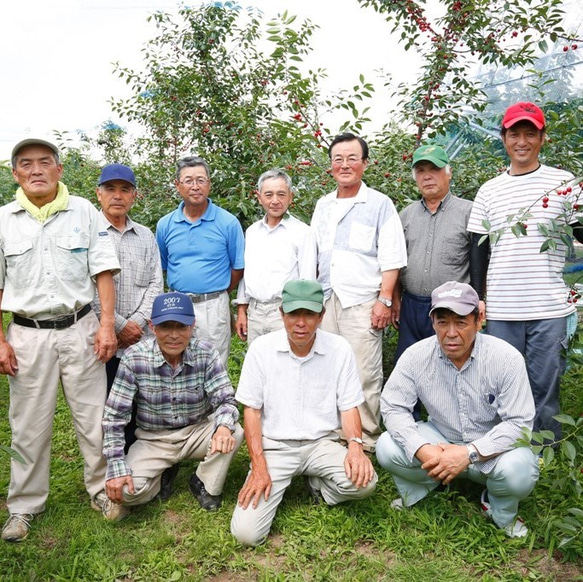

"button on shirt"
[0,196,120,319]
[103,336,239,480]
[235,328,364,441]
[236,214,317,304]
[399,193,472,297]
[92,212,163,352]
[311,183,407,308]
[380,333,535,473]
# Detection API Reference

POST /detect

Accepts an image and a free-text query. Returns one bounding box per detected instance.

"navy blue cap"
[98,163,136,187]
[151,292,195,325]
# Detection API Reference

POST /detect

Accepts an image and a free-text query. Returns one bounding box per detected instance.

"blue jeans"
[487,318,568,439]
[376,422,539,528]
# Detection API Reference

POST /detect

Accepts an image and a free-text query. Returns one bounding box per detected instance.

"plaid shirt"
[92,213,163,351]
[103,336,239,480]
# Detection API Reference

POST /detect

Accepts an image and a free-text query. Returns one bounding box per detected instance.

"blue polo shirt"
[156,199,245,294]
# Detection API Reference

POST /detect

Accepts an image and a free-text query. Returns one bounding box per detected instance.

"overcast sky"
[0,0,423,161]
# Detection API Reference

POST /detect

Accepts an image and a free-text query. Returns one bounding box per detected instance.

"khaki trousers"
[230,435,377,545]
[122,420,244,505]
[192,291,231,367]
[321,293,383,450]
[246,299,284,345]
[6,312,107,514]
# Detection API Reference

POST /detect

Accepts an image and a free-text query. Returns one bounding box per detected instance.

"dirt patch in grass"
[515,549,583,581]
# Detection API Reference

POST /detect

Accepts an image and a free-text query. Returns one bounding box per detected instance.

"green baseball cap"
[281,280,324,313]
[412,145,449,168]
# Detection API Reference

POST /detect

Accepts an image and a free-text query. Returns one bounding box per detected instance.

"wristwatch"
[466,444,479,464]
[348,437,364,445]
[377,296,393,308]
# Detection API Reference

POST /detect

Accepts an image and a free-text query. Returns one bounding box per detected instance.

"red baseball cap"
[502,102,545,130]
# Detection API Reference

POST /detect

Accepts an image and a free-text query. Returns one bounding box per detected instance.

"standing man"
[93,163,164,450]
[100,292,243,519]
[0,138,120,542]
[311,133,407,451]
[377,281,539,538]
[235,169,317,344]
[467,102,583,438]
[231,280,377,546]
[156,156,245,366]
[392,145,474,361]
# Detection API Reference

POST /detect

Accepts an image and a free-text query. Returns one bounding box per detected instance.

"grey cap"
[429,281,479,316]
[11,138,60,161]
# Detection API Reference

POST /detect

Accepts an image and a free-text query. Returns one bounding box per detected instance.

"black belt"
[13,304,92,330]
[186,291,223,304]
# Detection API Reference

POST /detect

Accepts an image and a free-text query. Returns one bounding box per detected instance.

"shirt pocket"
[4,240,35,288]
[55,234,90,281]
[348,222,375,253]
[440,232,469,266]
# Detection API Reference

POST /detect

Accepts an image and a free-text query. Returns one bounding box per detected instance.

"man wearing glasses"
[156,156,245,367]
[311,133,407,452]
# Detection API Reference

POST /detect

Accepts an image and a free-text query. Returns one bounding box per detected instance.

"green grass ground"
[0,335,582,581]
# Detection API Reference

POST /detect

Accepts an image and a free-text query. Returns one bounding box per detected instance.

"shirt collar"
[274,328,328,359]
[259,213,291,231]
[175,198,217,223]
[420,191,451,213]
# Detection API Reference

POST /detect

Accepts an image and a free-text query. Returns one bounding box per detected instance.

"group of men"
[0,100,579,544]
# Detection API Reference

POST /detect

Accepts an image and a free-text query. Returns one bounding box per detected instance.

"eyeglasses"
[179,177,210,187]
[331,156,363,167]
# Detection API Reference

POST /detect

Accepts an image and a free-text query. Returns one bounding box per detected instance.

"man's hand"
[235,305,248,342]
[0,339,18,376]
[237,456,272,510]
[94,324,118,362]
[117,321,143,349]
[371,301,391,330]
[344,442,375,488]
[421,443,470,485]
[390,294,401,330]
[210,425,236,454]
[106,475,134,504]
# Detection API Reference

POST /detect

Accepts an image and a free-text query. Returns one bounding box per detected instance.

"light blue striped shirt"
[381,333,535,473]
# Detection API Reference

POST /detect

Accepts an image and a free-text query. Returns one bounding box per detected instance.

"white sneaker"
[91,491,130,521]
[390,497,404,510]
[480,489,528,538]
[2,513,34,542]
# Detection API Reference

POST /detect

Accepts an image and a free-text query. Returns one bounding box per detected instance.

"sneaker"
[480,489,528,538]
[91,491,130,521]
[390,497,404,511]
[303,476,324,505]
[158,463,180,501]
[189,473,222,511]
[2,514,34,542]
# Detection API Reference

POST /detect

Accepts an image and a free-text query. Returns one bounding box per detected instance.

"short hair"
[12,149,60,168]
[500,120,545,137]
[176,156,210,181]
[431,307,480,321]
[411,163,452,180]
[328,133,369,161]
[257,169,293,192]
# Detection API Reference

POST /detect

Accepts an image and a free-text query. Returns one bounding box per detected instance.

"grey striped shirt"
[381,333,535,473]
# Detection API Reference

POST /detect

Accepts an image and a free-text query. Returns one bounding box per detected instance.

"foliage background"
[1,0,583,579]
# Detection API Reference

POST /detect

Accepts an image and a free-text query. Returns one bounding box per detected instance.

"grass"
[0,336,582,581]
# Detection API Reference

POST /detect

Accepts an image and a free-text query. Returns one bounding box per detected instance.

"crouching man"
[99,292,243,519]
[376,281,539,538]
[231,279,377,546]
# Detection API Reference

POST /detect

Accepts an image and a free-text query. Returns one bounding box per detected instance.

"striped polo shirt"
[467,164,581,321]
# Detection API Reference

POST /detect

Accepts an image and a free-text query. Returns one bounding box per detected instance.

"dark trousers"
[394,292,434,421]
[106,356,138,453]
[394,292,434,362]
